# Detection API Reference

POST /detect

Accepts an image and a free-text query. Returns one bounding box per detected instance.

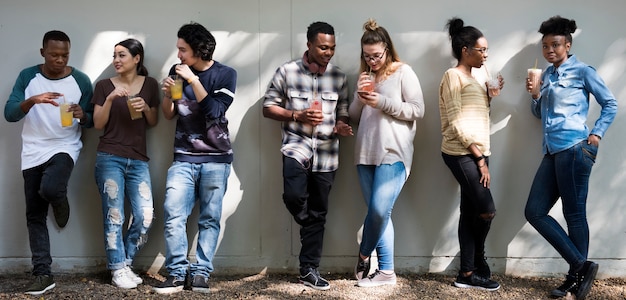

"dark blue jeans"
[282,156,335,269]
[22,153,74,276]
[525,140,596,276]
[442,153,496,274]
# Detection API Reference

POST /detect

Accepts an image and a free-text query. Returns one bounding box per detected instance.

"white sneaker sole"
[300,280,331,291]
[153,285,184,294]
[25,283,56,295]
[454,281,500,291]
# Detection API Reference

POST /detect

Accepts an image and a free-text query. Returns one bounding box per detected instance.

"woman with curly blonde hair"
[349,18,425,287]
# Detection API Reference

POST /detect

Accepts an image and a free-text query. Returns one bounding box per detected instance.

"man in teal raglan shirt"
[4,30,93,296]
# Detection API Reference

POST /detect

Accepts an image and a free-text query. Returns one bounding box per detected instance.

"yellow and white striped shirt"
[439,68,491,156]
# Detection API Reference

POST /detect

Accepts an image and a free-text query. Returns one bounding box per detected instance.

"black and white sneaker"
[454,272,500,291]
[153,276,185,294]
[191,275,210,293]
[299,267,330,291]
[550,276,577,298]
[354,256,371,280]
[575,261,598,300]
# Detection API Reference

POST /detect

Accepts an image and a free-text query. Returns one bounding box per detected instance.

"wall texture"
[0,0,624,278]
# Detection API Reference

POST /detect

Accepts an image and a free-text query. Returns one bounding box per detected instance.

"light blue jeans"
[357,162,406,271]
[163,161,231,279]
[94,152,154,271]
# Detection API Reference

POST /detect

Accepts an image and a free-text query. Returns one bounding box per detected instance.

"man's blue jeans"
[23,153,74,276]
[94,152,154,271]
[163,161,231,279]
[357,162,407,271]
[525,140,596,275]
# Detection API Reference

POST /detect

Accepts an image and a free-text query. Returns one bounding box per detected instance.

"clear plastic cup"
[127,95,143,120]
[359,74,375,93]
[528,68,542,96]
[59,95,73,127]
[170,75,183,100]
[487,79,500,97]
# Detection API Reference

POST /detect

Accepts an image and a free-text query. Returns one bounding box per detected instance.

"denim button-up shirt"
[531,55,618,154]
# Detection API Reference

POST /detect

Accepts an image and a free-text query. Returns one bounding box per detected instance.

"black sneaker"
[354,256,371,280]
[25,275,55,295]
[475,256,491,279]
[550,276,577,298]
[575,261,598,300]
[454,272,500,291]
[191,275,210,293]
[153,276,185,294]
[51,198,70,228]
[299,267,330,291]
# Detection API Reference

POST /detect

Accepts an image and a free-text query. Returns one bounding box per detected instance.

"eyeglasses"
[472,47,489,54]
[363,49,387,62]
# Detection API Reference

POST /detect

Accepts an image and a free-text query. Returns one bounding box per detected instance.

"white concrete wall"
[1,0,624,278]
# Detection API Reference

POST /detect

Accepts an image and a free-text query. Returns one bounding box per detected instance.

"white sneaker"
[124,266,143,284]
[111,268,138,289]
[357,269,397,287]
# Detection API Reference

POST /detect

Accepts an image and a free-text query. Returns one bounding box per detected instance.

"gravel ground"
[1,270,625,299]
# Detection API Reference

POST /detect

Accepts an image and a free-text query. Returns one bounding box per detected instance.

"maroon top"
[92,77,160,161]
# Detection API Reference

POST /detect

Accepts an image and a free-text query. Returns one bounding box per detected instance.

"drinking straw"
[534,58,538,69]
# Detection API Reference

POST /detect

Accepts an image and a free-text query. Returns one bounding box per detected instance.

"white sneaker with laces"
[124,266,143,284]
[111,268,138,289]
[357,269,397,287]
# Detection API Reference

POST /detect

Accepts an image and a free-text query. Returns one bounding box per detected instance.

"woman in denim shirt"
[524,16,617,300]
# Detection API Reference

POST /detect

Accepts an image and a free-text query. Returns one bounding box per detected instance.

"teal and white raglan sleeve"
[4,66,38,122]
[72,69,94,128]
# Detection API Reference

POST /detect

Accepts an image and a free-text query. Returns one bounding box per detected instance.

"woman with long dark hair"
[92,38,159,289]
[439,17,503,291]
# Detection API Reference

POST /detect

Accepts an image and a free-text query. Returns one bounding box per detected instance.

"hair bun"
[363,18,379,31]
[566,19,577,34]
[539,15,577,36]
[447,17,465,37]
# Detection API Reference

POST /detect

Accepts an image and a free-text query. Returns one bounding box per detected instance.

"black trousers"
[442,153,496,273]
[282,156,335,269]
[23,153,74,276]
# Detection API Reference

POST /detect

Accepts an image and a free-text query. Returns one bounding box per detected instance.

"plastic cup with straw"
[528,58,542,96]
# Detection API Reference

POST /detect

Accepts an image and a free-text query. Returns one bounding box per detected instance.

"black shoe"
[575,261,598,300]
[354,256,370,280]
[454,272,500,291]
[299,267,330,291]
[191,275,210,293]
[475,256,491,279]
[550,276,577,298]
[51,198,70,228]
[153,276,185,294]
[25,275,55,295]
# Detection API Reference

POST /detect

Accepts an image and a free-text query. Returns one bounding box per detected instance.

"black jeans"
[22,153,74,276]
[442,153,496,274]
[282,156,335,269]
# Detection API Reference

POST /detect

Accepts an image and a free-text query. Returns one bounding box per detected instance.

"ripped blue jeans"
[95,152,154,271]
